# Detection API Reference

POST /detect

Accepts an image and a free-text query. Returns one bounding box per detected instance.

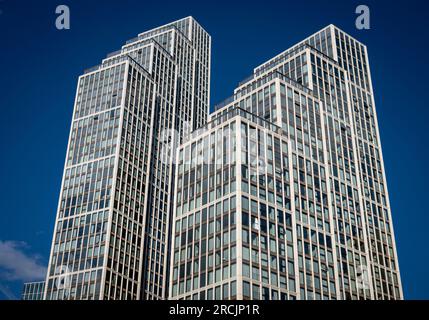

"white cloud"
[0,240,46,282]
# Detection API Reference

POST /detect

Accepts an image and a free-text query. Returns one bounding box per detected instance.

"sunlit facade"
[44,17,210,300]
[43,20,401,301]
[168,25,402,300]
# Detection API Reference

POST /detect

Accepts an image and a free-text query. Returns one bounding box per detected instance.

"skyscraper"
[44,17,211,300]
[43,19,401,301]
[168,25,402,300]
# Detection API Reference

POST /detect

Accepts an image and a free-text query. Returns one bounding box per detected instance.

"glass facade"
[22,281,45,300]
[43,19,400,300]
[44,17,211,300]
[169,25,402,300]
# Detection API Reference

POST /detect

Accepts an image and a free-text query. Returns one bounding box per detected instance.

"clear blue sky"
[0,0,428,299]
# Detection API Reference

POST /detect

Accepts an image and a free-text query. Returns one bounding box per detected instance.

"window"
[243,281,251,299]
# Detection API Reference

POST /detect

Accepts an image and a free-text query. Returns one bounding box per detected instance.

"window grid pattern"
[22,281,45,300]
[104,62,155,300]
[194,25,401,300]
[45,17,210,300]
[171,119,238,299]
[334,27,401,299]
[45,61,128,300]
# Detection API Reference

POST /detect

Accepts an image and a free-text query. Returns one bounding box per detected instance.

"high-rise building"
[22,281,45,300]
[44,17,211,300]
[168,25,402,300]
[43,19,401,301]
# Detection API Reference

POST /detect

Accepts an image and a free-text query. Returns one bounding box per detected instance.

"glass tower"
[44,17,211,300]
[169,25,402,300]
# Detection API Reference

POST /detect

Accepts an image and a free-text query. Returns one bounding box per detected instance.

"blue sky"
[0,0,428,299]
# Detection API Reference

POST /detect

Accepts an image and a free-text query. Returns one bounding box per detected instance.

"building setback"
[168,25,402,300]
[43,18,401,300]
[44,17,210,300]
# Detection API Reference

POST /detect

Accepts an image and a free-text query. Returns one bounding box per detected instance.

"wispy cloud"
[0,240,46,282]
[0,283,17,300]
